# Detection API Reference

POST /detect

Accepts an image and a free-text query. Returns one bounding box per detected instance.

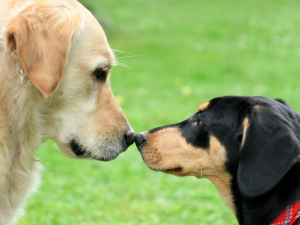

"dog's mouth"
[70,139,86,157]
[163,167,183,173]
[147,165,184,175]
[70,139,115,161]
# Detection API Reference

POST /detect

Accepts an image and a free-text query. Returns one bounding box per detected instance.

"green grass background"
[20,0,300,224]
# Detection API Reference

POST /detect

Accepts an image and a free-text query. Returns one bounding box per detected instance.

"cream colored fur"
[0,0,132,224]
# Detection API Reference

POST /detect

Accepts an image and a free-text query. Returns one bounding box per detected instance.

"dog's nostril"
[124,131,136,146]
[135,133,146,150]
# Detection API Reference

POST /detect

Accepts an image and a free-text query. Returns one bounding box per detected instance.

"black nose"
[124,131,136,147]
[135,133,146,150]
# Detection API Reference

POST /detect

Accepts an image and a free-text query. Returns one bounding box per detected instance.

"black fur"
[275,98,287,105]
[143,96,300,225]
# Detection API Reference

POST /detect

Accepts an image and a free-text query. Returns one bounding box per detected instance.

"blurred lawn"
[20,0,300,225]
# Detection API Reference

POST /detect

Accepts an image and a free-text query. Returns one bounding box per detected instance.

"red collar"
[271,199,300,225]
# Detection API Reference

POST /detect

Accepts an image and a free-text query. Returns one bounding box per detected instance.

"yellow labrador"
[0,0,135,224]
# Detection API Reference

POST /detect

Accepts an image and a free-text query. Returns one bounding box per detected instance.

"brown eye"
[94,68,107,82]
[192,120,203,127]
[192,120,198,127]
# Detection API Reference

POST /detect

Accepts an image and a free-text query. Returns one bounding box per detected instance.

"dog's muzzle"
[70,130,135,161]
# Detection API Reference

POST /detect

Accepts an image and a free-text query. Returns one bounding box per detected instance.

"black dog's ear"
[237,105,300,198]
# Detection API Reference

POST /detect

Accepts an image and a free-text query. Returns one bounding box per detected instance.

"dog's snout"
[135,132,147,151]
[124,131,136,147]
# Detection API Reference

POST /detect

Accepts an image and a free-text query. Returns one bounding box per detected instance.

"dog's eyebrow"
[198,102,210,112]
[94,58,115,71]
[108,60,115,69]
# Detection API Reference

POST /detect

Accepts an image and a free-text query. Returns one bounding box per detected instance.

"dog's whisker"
[116,54,146,60]
[112,49,134,56]
[114,61,132,70]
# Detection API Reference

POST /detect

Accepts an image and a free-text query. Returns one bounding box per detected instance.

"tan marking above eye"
[241,117,249,145]
[198,102,210,112]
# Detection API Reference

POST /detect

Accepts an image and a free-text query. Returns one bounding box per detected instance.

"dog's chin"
[146,164,186,176]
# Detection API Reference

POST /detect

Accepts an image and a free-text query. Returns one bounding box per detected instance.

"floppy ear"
[6,4,81,97]
[237,105,300,198]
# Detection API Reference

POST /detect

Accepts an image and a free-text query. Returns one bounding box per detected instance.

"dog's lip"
[163,167,183,173]
[163,167,187,177]
[70,139,85,157]
[95,157,116,162]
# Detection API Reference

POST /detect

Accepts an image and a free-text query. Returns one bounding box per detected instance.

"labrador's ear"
[6,3,81,98]
[237,105,300,198]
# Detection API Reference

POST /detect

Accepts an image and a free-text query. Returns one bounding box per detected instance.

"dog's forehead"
[199,96,293,127]
[79,22,114,57]
[70,14,115,71]
[198,97,244,119]
[200,96,268,113]
[198,96,255,125]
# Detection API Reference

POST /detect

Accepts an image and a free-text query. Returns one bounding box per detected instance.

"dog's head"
[3,0,135,161]
[136,96,300,209]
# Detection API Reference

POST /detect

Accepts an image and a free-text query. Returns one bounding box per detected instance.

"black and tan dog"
[135,96,300,225]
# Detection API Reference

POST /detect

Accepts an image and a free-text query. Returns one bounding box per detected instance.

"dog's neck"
[0,46,45,223]
[231,162,300,225]
[0,49,46,158]
[207,174,236,214]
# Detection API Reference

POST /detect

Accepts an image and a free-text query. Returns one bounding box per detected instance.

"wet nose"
[124,131,136,147]
[135,132,147,151]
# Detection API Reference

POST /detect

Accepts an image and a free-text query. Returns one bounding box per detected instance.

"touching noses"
[135,132,147,151]
[124,131,136,147]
